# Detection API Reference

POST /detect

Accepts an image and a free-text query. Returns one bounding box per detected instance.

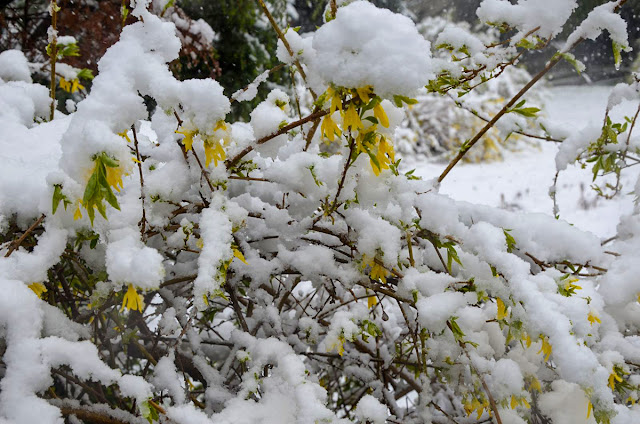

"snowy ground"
[409,85,640,239]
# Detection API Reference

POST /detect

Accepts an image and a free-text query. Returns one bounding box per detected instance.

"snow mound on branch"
[0,50,32,83]
[311,1,432,97]
[476,0,577,40]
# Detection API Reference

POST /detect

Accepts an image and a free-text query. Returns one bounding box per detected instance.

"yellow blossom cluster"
[59,77,84,93]
[320,85,395,176]
[362,254,390,284]
[176,120,229,167]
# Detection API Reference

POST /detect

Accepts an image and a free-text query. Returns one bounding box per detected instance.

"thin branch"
[253,0,316,99]
[226,108,328,168]
[4,214,45,257]
[48,0,57,120]
[131,125,147,239]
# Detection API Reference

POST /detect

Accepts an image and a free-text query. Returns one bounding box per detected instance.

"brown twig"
[254,0,316,99]
[226,108,328,168]
[48,0,58,121]
[4,214,45,257]
[131,125,147,239]
[228,283,250,333]
[59,406,130,424]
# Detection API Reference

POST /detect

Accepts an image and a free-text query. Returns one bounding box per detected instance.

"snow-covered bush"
[398,16,548,162]
[0,1,639,424]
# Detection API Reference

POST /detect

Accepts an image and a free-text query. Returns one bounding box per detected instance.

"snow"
[311,1,432,97]
[105,228,165,290]
[476,0,577,40]
[410,85,640,239]
[563,1,630,53]
[355,395,388,424]
[0,50,32,83]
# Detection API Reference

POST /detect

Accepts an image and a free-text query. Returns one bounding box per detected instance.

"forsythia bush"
[0,0,639,423]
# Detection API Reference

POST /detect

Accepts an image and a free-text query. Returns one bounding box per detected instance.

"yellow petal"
[73,205,83,220]
[214,120,227,131]
[343,104,363,132]
[233,248,248,265]
[497,297,507,320]
[28,282,47,298]
[121,284,144,312]
[373,103,389,128]
[176,128,196,151]
[356,86,372,103]
[367,293,378,309]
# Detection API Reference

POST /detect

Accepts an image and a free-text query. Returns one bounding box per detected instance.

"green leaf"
[77,68,94,81]
[52,185,64,214]
[512,107,540,118]
[392,95,418,108]
[100,153,120,168]
[612,41,622,70]
[83,172,99,205]
[557,52,585,75]
[503,229,516,253]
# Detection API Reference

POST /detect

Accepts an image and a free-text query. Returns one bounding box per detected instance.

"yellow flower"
[510,395,518,409]
[59,77,84,93]
[364,256,389,284]
[233,247,248,265]
[59,77,70,92]
[71,79,84,93]
[587,400,593,419]
[564,278,582,293]
[587,311,601,326]
[537,336,552,362]
[327,87,343,114]
[524,332,532,348]
[176,127,197,151]
[510,395,530,409]
[608,369,623,390]
[118,130,132,143]
[28,282,47,298]
[355,125,377,153]
[343,103,363,132]
[370,136,394,176]
[121,284,144,312]
[467,397,489,420]
[73,203,83,220]
[106,165,124,192]
[529,376,541,392]
[214,120,227,132]
[204,138,226,167]
[367,289,378,308]
[373,103,389,128]
[320,114,341,142]
[329,336,346,356]
[496,297,507,320]
[355,86,372,103]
